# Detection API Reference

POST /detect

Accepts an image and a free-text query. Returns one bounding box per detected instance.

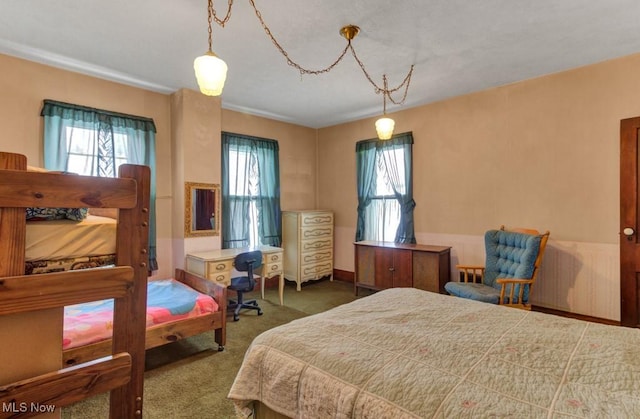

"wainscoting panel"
[335,227,620,321]
[417,233,620,321]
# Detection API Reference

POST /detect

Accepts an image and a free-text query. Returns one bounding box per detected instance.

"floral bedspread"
[229,288,640,418]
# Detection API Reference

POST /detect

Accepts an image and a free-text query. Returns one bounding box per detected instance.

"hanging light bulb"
[194,51,227,96]
[375,117,395,140]
[375,78,395,140]
[194,0,227,96]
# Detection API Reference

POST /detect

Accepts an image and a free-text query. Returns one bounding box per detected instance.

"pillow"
[24,170,89,221]
[27,165,49,173]
[88,208,118,219]
[26,207,88,221]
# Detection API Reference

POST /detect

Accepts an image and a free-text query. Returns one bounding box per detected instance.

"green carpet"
[62,279,363,418]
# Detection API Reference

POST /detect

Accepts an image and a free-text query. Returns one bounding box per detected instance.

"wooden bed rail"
[0,267,134,315]
[0,152,151,418]
[0,170,138,209]
[0,354,131,419]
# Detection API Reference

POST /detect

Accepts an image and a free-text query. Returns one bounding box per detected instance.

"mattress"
[229,288,640,418]
[63,278,219,350]
[26,214,116,261]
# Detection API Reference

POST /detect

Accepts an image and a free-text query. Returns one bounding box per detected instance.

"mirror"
[184,182,220,237]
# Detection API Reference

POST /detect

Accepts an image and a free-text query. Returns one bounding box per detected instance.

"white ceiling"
[1,1,640,128]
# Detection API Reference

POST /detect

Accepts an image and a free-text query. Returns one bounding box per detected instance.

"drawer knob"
[216,263,226,271]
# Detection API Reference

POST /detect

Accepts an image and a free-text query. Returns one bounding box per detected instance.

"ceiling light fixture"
[375,75,395,140]
[193,0,228,96]
[194,2,414,138]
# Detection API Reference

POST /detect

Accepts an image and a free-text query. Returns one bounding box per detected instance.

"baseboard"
[531,305,620,326]
[332,269,354,283]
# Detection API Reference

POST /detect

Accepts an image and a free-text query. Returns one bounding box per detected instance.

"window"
[63,127,132,177]
[364,146,406,241]
[227,146,261,246]
[355,132,416,244]
[222,132,281,249]
[41,99,158,270]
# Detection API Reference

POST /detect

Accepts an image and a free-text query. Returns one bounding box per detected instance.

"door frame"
[620,116,640,327]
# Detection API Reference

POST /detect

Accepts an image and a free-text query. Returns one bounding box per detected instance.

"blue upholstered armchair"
[444,226,550,310]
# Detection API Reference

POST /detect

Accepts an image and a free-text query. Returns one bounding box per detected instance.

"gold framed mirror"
[184,182,220,237]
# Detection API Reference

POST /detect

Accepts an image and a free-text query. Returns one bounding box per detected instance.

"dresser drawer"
[301,249,333,265]
[300,261,333,280]
[301,225,333,240]
[300,237,333,252]
[300,212,333,227]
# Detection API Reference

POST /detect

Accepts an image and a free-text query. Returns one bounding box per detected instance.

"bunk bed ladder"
[0,152,150,418]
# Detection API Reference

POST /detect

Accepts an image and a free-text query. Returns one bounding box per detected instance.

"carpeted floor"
[62,278,365,418]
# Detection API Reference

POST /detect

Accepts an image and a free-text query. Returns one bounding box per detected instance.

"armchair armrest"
[495,278,534,285]
[456,265,485,283]
[496,277,534,308]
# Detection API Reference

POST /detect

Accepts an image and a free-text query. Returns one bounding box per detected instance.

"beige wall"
[0,54,317,277]
[0,53,174,280]
[2,49,638,322]
[222,109,318,211]
[319,54,640,243]
[319,53,640,320]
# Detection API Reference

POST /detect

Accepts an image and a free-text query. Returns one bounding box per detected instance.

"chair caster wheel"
[258,310,263,316]
[218,345,225,352]
[233,316,239,321]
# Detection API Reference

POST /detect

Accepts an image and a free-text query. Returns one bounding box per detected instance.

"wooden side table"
[354,241,451,295]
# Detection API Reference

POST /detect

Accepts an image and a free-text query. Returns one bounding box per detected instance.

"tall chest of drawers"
[282,210,334,291]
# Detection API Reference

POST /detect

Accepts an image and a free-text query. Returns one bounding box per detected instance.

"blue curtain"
[41,99,158,271]
[221,132,281,249]
[355,132,416,244]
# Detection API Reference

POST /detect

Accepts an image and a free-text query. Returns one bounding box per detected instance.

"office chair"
[227,250,263,321]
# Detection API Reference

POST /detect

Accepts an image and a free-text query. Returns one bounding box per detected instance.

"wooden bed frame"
[0,151,226,418]
[63,268,227,367]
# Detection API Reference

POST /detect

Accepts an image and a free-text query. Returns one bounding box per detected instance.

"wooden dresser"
[354,241,451,295]
[282,210,334,291]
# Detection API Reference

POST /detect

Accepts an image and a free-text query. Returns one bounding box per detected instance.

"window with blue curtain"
[355,132,416,244]
[40,99,158,271]
[221,132,281,249]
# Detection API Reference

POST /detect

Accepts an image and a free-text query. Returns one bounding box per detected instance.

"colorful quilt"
[63,278,219,350]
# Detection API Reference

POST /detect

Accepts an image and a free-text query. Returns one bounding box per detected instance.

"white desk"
[185,245,284,305]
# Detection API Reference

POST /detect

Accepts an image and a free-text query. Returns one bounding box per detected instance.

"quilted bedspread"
[228,288,640,418]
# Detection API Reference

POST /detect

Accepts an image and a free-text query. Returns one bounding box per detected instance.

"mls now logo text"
[2,402,56,414]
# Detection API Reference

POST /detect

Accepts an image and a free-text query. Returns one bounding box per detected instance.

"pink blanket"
[63,278,218,349]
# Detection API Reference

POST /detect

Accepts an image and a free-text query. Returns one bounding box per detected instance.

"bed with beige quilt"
[229,288,640,418]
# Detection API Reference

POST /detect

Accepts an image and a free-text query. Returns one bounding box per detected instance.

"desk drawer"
[207,260,231,274]
[207,271,230,286]
[264,262,282,276]
[264,252,282,264]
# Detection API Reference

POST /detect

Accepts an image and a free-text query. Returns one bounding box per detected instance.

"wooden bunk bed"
[0,151,226,418]
[63,268,227,367]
